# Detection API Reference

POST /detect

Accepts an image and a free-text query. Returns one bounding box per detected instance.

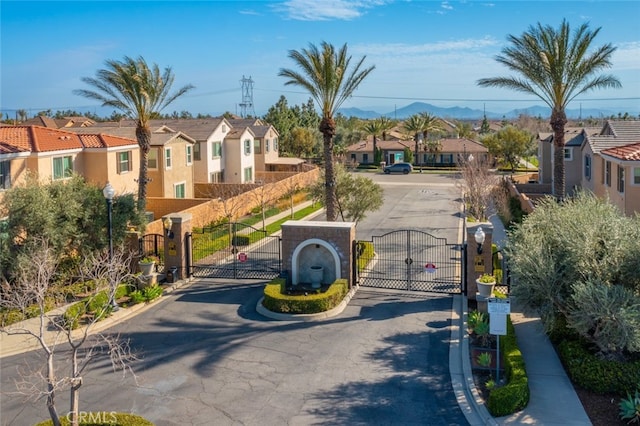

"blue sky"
[1,0,639,118]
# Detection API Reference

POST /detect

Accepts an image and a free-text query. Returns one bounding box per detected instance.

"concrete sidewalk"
[483,212,591,425]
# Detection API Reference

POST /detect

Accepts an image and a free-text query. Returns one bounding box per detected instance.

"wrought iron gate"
[188,222,281,279]
[139,233,165,273]
[355,230,464,293]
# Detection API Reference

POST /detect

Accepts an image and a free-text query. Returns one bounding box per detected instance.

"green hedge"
[355,241,374,272]
[262,278,348,314]
[34,412,153,425]
[487,316,530,416]
[557,339,640,396]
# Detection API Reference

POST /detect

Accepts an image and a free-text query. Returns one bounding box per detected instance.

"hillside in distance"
[338,102,634,120]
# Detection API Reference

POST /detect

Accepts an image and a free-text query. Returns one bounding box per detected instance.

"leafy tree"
[263,95,298,155]
[0,241,136,426]
[289,127,318,157]
[403,147,413,164]
[310,164,383,224]
[453,120,476,139]
[74,55,194,211]
[478,20,621,200]
[505,192,640,356]
[481,125,534,172]
[279,42,375,221]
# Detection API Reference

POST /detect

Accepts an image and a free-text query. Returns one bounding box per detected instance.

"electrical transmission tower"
[239,75,255,118]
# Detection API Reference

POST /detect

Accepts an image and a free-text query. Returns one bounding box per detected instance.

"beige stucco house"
[599,142,640,215]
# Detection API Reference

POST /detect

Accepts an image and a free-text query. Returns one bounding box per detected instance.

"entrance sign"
[490,313,507,336]
[488,297,511,314]
[424,263,437,273]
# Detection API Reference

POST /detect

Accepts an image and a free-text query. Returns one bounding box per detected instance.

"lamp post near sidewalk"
[103,182,119,311]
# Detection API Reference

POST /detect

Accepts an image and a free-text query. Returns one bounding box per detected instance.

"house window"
[363,153,369,163]
[254,139,262,154]
[186,145,193,165]
[617,165,625,193]
[193,142,201,161]
[148,148,158,169]
[564,148,572,161]
[211,141,222,158]
[210,171,223,183]
[605,161,611,186]
[350,154,356,161]
[0,160,10,190]
[440,154,453,164]
[53,156,73,180]
[584,154,591,180]
[117,151,132,174]
[274,138,278,151]
[174,182,186,199]
[244,139,251,155]
[222,124,227,132]
[165,148,172,169]
[633,167,640,185]
[266,139,270,153]
[244,166,253,182]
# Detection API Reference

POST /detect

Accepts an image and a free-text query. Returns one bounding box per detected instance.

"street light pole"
[102,182,118,311]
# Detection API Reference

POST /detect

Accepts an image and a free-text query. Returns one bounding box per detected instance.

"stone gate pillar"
[466,222,493,301]
[163,212,192,282]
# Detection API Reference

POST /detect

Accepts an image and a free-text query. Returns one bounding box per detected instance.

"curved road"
[1,173,467,426]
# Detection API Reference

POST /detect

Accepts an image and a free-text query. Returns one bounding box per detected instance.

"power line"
[255,87,640,103]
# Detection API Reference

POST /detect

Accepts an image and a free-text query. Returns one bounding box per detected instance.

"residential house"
[22,115,96,128]
[538,127,600,196]
[346,137,489,167]
[536,120,640,216]
[347,139,413,165]
[69,125,196,198]
[0,126,139,197]
[223,126,256,183]
[599,143,640,215]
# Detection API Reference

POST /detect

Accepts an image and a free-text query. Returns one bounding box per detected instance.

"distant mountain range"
[337,102,636,121]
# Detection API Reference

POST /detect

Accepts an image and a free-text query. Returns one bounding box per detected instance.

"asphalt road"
[0,172,467,426]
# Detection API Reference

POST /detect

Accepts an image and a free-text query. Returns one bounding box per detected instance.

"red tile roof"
[601,142,640,161]
[0,126,136,153]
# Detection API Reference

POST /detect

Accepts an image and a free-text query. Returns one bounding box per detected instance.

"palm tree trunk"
[373,136,378,166]
[550,109,568,200]
[136,125,152,212]
[320,118,338,221]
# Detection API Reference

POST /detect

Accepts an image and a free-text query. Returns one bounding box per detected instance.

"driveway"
[1,173,468,426]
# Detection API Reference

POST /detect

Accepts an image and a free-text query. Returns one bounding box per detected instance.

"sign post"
[488,297,511,382]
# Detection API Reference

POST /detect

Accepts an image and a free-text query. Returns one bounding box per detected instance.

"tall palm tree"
[403,114,425,167]
[377,116,396,141]
[279,42,375,221]
[361,119,383,166]
[74,56,194,211]
[419,112,444,165]
[478,20,620,200]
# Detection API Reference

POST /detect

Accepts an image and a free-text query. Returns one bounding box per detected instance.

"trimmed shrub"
[355,241,374,272]
[231,235,250,246]
[34,412,154,426]
[63,302,87,330]
[262,278,348,314]
[557,339,640,396]
[487,317,530,416]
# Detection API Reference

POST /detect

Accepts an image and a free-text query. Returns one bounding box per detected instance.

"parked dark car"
[383,162,413,174]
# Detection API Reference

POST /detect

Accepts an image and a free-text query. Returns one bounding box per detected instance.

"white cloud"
[273,0,388,21]
[612,41,640,71]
